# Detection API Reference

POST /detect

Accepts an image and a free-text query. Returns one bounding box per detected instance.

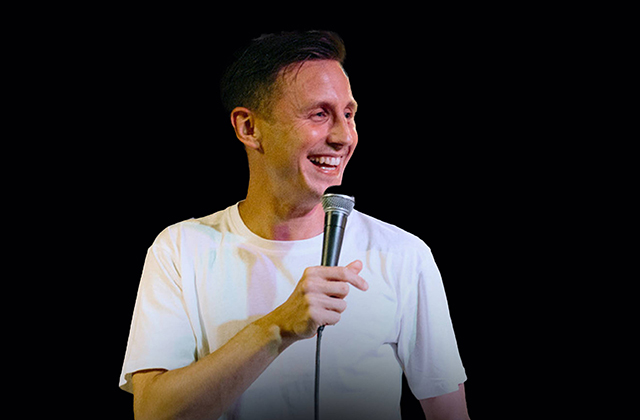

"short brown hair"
[220,30,346,115]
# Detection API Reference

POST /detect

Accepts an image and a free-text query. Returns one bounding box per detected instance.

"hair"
[220,30,346,116]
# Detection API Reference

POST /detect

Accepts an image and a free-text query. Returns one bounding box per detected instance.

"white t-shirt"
[120,203,466,419]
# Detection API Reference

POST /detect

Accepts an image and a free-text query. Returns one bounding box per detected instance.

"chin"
[311,176,344,197]
[301,159,348,198]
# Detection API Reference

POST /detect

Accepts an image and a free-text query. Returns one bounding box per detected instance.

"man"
[120,31,469,419]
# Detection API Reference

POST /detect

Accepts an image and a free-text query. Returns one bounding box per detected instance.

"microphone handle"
[316,208,349,420]
[321,211,348,267]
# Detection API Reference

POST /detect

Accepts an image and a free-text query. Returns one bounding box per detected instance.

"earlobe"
[230,107,263,152]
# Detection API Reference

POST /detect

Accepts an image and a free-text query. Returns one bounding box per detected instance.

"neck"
[239,192,325,241]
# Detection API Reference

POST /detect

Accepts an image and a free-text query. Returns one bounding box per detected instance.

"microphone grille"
[322,193,355,215]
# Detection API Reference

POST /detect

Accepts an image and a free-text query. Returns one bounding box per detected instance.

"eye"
[310,110,329,122]
[345,107,357,120]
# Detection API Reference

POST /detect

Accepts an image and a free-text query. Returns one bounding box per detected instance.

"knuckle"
[340,283,350,295]
[308,306,319,320]
[305,294,318,306]
[304,266,321,277]
[301,277,320,294]
[301,280,313,293]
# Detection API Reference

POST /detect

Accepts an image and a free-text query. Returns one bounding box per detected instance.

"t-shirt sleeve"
[119,228,197,393]
[395,245,467,400]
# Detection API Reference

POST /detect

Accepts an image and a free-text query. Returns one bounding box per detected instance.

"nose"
[327,114,357,150]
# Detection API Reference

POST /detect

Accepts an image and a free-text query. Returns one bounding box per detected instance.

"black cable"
[314,325,324,420]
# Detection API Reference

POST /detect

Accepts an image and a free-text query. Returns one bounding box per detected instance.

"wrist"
[254,310,298,353]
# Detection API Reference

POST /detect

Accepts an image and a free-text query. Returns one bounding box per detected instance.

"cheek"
[265,123,328,169]
[268,137,310,172]
[293,126,326,156]
[308,126,325,139]
[351,127,358,148]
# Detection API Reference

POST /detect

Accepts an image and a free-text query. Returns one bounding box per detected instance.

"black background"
[54,7,583,419]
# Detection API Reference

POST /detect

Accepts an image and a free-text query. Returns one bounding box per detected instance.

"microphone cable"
[314,325,324,420]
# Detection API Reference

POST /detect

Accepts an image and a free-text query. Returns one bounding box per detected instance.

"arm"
[420,383,470,420]
[132,261,367,420]
[133,318,286,420]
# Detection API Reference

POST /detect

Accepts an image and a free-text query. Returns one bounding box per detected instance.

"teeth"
[310,156,341,166]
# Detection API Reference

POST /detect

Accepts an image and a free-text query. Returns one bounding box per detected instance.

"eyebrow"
[306,100,358,112]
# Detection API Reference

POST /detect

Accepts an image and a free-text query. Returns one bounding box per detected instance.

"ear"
[230,107,263,152]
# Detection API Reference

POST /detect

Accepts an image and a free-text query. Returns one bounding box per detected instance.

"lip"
[308,154,345,159]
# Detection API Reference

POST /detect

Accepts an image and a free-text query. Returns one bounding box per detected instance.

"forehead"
[275,60,356,110]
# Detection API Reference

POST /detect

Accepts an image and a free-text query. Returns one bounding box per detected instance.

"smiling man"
[120,31,469,420]
[232,57,357,241]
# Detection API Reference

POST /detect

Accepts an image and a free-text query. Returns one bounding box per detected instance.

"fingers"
[313,293,348,314]
[320,280,351,299]
[310,305,342,327]
[306,261,368,291]
[308,294,348,328]
[282,261,368,335]
[346,259,363,274]
[336,260,368,291]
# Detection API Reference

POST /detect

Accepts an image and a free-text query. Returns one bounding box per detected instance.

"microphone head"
[322,193,355,216]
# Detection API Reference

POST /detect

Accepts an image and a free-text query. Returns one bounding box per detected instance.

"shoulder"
[151,205,235,251]
[349,210,432,258]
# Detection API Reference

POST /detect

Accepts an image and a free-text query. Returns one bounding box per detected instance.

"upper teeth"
[310,156,341,166]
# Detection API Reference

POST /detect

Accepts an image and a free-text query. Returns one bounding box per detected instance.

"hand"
[267,260,368,342]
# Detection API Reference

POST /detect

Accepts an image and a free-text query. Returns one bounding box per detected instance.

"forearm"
[419,383,470,420]
[134,317,293,420]
[132,262,366,420]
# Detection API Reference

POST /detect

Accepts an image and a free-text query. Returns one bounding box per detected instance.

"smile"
[308,156,342,172]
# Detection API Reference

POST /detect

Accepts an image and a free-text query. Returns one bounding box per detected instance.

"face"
[254,60,358,201]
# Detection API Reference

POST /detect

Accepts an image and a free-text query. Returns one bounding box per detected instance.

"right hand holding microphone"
[268,260,368,342]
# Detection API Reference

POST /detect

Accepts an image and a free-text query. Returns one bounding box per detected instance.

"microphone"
[320,193,355,267]
[316,191,355,420]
